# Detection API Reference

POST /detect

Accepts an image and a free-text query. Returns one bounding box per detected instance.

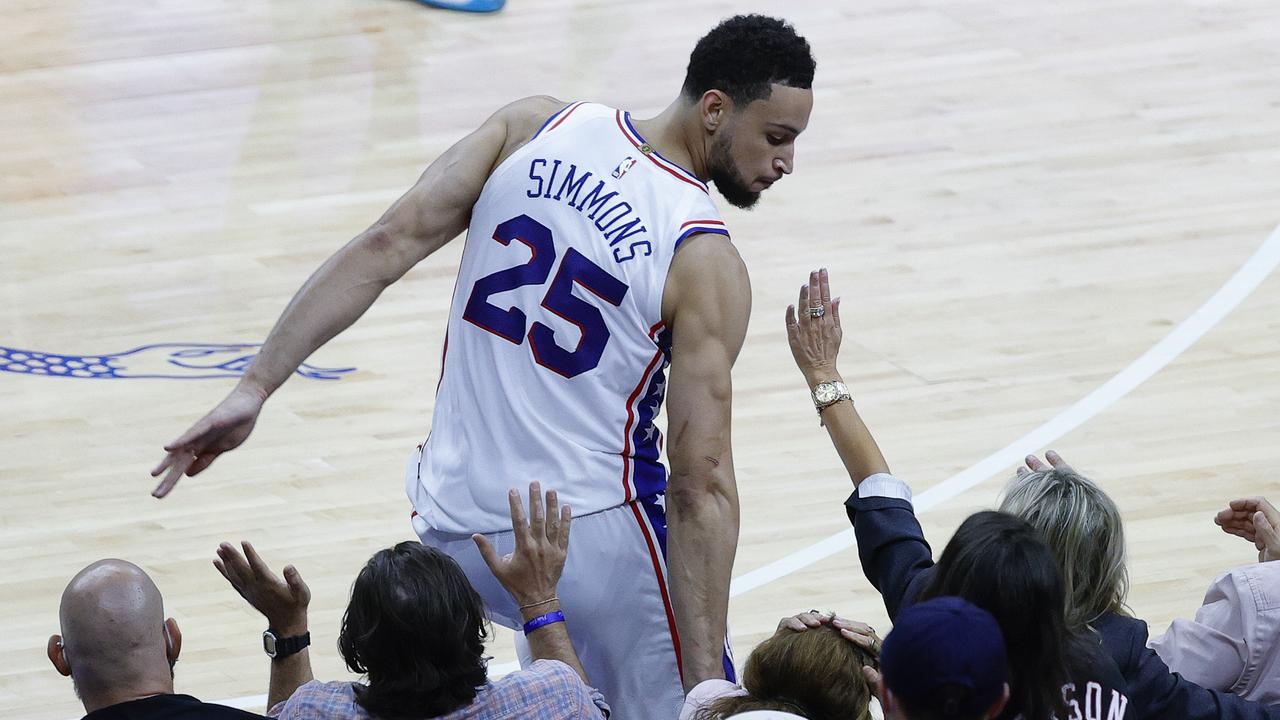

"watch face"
[263,631,278,657]
[815,383,838,404]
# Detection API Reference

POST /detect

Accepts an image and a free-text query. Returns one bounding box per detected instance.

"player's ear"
[698,90,732,132]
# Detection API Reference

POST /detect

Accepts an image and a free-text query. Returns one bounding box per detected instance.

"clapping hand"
[214,541,311,635]
[1215,497,1280,563]
[473,482,572,607]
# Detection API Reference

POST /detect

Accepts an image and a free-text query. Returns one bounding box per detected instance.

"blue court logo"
[0,343,355,380]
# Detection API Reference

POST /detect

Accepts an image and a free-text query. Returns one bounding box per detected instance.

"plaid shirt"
[268,660,609,720]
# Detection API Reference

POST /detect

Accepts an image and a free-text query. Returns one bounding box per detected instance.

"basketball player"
[151,15,815,719]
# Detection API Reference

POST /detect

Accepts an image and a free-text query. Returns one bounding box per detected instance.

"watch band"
[263,629,311,660]
[811,380,852,413]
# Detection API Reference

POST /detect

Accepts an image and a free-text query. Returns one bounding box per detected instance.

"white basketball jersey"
[407,102,730,533]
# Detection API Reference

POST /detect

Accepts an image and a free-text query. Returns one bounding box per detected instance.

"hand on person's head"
[214,541,310,634]
[473,482,571,606]
[774,610,882,656]
[1216,496,1280,562]
[785,268,842,382]
[1016,449,1074,477]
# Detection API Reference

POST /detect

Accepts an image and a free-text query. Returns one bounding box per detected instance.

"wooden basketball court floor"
[4,1,1280,717]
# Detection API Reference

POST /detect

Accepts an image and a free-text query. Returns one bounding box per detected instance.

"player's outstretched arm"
[784,268,891,486]
[150,96,566,497]
[662,234,750,690]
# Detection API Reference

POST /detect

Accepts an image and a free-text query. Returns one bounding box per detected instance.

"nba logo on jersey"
[612,156,637,179]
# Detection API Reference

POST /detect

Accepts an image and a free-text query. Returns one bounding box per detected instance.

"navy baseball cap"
[879,596,1008,718]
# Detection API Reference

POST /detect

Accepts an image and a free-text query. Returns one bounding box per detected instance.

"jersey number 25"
[463,214,630,378]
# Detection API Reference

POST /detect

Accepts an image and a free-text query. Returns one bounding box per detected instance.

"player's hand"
[785,268,842,384]
[473,482,572,608]
[214,541,310,635]
[1016,449,1075,477]
[1216,497,1280,562]
[151,385,266,497]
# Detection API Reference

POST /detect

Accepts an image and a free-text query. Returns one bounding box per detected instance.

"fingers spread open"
[472,534,501,573]
[558,505,572,550]
[544,490,560,543]
[242,541,279,584]
[151,453,176,478]
[527,481,545,536]
[283,565,311,603]
[508,489,529,549]
[216,543,251,587]
[152,455,194,498]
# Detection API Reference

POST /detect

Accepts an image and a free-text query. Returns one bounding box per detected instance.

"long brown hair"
[696,624,874,720]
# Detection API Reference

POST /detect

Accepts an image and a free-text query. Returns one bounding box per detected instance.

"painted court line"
[211,223,1280,710]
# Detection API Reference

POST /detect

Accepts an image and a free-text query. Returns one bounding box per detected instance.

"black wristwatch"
[263,629,310,660]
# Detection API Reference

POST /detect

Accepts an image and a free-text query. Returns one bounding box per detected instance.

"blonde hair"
[999,468,1130,627]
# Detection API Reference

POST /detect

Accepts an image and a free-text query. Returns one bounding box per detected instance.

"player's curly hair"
[339,542,491,720]
[682,14,816,105]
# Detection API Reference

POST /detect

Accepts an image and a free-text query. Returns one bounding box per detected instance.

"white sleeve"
[857,472,913,502]
[679,679,747,720]
[1148,569,1248,692]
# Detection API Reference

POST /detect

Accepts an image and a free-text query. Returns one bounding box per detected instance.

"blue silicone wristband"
[522,610,566,635]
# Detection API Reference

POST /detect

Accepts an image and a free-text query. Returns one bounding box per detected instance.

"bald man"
[48,559,263,720]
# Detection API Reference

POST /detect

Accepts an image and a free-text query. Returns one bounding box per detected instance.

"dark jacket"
[845,489,1280,720]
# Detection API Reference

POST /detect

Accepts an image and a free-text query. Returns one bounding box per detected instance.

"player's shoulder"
[668,231,748,299]
[495,95,570,130]
[494,95,589,146]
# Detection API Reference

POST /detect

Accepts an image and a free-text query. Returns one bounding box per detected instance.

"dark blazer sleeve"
[844,490,936,620]
[1093,612,1280,720]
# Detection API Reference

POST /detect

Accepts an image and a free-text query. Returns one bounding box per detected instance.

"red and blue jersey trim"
[616,111,710,194]
[530,101,586,141]
[620,321,670,503]
[675,218,730,250]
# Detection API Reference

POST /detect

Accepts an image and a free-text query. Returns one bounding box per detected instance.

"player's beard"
[707,131,761,210]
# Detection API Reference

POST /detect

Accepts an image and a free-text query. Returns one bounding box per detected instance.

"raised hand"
[473,482,572,607]
[784,268,842,383]
[214,541,311,635]
[1215,497,1280,562]
[151,385,266,497]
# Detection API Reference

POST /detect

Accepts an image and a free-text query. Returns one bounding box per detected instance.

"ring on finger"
[808,305,826,318]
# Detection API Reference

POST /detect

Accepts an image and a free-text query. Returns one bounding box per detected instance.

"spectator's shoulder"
[523,658,583,683]
[267,680,362,719]
[1093,611,1152,678]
